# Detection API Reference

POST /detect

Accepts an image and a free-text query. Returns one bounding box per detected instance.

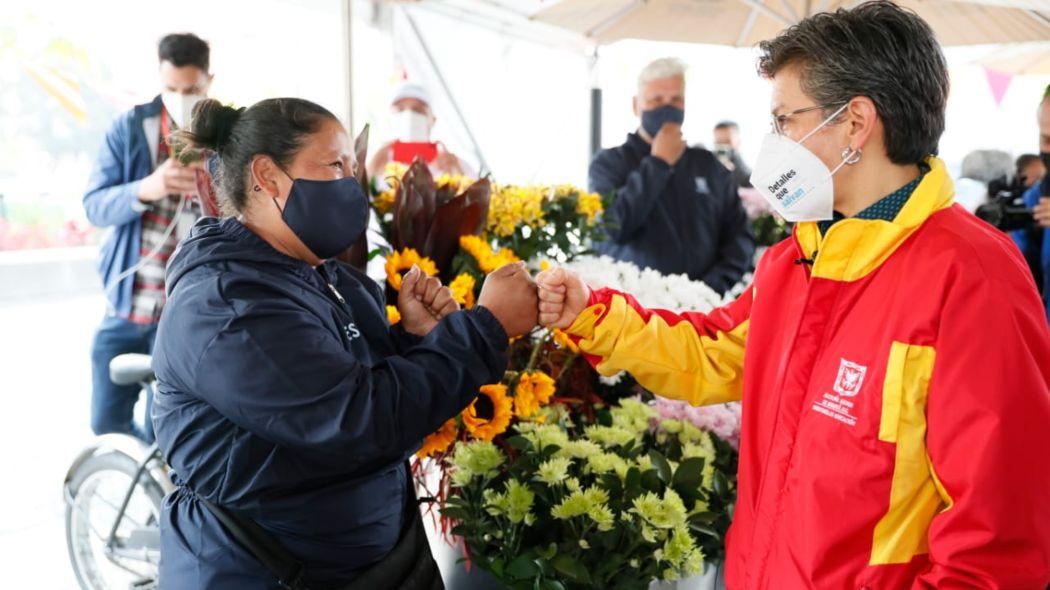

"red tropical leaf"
[422,178,491,280]
[392,158,436,251]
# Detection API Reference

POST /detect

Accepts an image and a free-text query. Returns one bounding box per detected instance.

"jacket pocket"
[869,341,949,566]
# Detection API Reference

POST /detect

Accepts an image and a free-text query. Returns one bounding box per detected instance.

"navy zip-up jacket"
[151,217,508,588]
[590,132,755,294]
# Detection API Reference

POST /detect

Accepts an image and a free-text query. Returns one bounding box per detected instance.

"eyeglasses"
[772,102,847,136]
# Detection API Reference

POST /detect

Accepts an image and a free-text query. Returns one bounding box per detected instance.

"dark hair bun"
[176,99,244,154]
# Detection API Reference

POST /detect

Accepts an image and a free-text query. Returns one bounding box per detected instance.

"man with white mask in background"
[82,32,212,443]
[367,82,476,180]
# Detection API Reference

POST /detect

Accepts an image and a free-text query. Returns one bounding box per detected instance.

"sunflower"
[463,384,513,441]
[417,418,459,458]
[449,273,477,309]
[385,248,438,291]
[386,305,401,325]
[513,371,557,419]
[459,235,521,274]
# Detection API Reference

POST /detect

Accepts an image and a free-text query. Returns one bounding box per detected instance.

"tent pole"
[341,0,354,133]
[589,49,602,158]
[402,7,491,175]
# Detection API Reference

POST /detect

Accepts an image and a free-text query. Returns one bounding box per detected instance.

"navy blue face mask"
[272,171,368,260]
[640,104,685,138]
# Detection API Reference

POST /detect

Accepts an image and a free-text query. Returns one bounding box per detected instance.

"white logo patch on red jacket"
[812,358,868,427]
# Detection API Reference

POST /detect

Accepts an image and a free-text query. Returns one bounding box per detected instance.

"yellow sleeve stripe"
[573,295,746,406]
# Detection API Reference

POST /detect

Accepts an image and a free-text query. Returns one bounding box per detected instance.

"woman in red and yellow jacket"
[539,3,1050,588]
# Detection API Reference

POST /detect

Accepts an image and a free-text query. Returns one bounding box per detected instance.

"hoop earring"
[842,147,862,165]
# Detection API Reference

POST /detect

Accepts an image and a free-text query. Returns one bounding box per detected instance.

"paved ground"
[0,293,106,589]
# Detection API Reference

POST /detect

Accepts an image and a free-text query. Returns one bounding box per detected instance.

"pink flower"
[652,397,742,449]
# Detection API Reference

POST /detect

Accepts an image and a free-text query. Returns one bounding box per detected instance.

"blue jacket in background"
[589,132,755,294]
[83,95,163,316]
[151,217,509,588]
[1012,181,1049,319]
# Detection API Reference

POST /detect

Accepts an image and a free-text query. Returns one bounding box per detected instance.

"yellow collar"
[794,157,955,282]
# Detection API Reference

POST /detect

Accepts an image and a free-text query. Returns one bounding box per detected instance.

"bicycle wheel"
[65,451,165,590]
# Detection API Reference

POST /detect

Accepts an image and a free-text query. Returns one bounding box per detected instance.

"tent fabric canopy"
[980,41,1050,73]
[531,0,1050,47]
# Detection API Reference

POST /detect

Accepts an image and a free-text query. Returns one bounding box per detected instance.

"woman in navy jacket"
[151,97,538,589]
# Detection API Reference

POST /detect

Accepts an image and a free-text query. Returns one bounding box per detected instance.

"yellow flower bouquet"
[368,158,737,588]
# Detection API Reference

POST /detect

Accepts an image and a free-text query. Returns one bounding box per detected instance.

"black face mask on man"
[271,170,369,260]
[640,105,685,138]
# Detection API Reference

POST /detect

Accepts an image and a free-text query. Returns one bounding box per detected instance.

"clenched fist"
[399,265,460,337]
[477,262,538,338]
[535,267,590,330]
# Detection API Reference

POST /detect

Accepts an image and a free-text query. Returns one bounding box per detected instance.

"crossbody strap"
[198,497,309,590]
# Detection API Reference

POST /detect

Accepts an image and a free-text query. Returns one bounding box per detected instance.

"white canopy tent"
[348,0,1050,179]
[531,0,1050,47]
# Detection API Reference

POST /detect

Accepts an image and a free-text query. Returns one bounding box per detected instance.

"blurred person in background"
[589,57,754,295]
[82,32,213,442]
[712,120,753,189]
[1016,153,1046,189]
[954,149,1013,213]
[367,82,475,180]
[1013,84,1050,317]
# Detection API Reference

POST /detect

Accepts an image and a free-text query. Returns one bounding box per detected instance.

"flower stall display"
[368,159,741,589]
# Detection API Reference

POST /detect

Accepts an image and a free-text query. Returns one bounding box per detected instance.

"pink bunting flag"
[984,67,1013,108]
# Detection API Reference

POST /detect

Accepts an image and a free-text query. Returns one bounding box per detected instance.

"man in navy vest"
[83,33,213,442]
[590,58,754,295]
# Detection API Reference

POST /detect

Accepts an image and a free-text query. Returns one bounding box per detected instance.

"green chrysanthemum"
[557,439,603,460]
[585,452,629,477]
[449,440,505,486]
[610,398,657,434]
[537,456,573,486]
[584,425,637,449]
[631,489,688,530]
[518,423,570,451]
[550,486,610,520]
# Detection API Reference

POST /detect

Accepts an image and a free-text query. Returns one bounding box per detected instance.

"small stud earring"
[842,147,862,165]
[253,185,261,192]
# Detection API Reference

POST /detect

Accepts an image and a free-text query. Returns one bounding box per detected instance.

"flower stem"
[525,331,552,373]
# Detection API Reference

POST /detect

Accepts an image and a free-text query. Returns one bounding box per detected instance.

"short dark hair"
[1017,154,1042,181]
[714,121,739,131]
[757,0,948,165]
[158,33,210,72]
[175,98,338,214]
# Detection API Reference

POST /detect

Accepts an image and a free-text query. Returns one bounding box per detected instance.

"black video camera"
[975,175,1036,232]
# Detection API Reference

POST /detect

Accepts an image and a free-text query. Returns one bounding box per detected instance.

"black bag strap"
[198,497,309,590]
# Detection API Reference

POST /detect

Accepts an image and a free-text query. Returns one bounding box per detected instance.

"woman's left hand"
[398,265,461,336]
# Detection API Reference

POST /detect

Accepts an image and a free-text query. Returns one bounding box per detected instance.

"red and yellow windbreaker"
[568,158,1050,589]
